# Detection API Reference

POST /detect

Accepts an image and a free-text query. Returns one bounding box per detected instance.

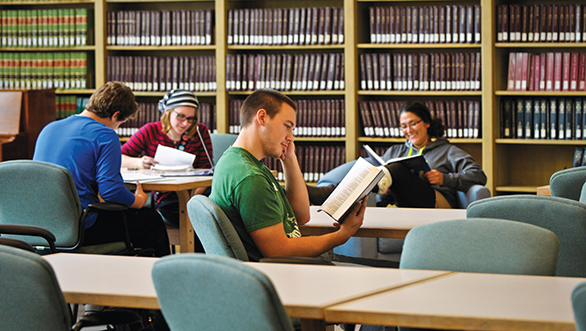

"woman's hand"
[140,156,158,169]
[423,169,444,185]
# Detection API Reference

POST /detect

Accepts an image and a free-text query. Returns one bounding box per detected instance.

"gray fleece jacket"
[380,139,487,208]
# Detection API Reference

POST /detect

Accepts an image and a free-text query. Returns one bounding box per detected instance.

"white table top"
[325,272,585,331]
[43,253,448,320]
[301,206,467,238]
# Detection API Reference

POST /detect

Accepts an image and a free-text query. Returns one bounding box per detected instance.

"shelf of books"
[226,1,350,182]
[494,2,586,194]
[354,0,486,183]
[104,0,218,136]
[0,0,99,119]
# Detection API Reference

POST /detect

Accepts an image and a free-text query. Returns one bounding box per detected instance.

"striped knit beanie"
[158,89,200,113]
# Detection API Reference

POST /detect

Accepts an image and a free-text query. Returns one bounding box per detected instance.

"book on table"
[363,144,431,178]
[318,157,383,223]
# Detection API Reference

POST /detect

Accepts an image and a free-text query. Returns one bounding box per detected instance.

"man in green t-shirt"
[209,89,367,262]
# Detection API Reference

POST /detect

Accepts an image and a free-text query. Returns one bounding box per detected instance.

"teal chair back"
[573,282,586,331]
[467,195,586,277]
[400,218,559,276]
[550,167,586,201]
[0,160,82,248]
[187,195,249,261]
[210,133,238,166]
[0,245,72,331]
[152,254,294,331]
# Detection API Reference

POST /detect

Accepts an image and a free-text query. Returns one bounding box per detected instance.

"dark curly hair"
[399,102,445,138]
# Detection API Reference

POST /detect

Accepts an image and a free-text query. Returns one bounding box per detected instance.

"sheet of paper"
[154,144,196,167]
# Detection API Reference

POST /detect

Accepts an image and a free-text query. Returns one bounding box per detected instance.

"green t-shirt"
[209,147,301,261]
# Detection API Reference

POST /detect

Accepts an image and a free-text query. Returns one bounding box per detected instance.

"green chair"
[550,167,586,201]
[0,160,134,255]
[186,195,249,261]
[573,282,586,331]
[152,253,294,331]
[396,218,559,331]
[400,218,559,275]
[0,244,141,331]
[210,133,238,166]
[467,195,586,277]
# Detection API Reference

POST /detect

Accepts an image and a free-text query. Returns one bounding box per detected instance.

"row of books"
[106,56,216,93]
[0,9,89,48]
[115,101,216,137]
[106,10,213,46]
[226,53,345,92]
[227,7,344,46]
[497,4,586,43]
[360,52,481,91]
[573,147,586,167]
[369,5,481,44]
[228,98,345,137]
[0,52,88,90]
[507,52,586,91]
[359,100,481,139]
[263,144,346,183]
[55,95,88,119]
[501,97,586,140]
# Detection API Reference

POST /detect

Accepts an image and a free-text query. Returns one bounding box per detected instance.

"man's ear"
[111,111,121,122]
[256,108,267,126]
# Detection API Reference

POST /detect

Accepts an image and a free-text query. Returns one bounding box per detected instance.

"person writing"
[120,89,214,231]
[33,81,170,257]
[209,89,394,267]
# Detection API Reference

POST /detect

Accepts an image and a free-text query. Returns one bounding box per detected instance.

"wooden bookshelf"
[3,0,586,192]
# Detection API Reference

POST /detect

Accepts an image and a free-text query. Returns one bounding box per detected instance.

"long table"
[325,272,584,331]
[301,206,467,238]
[43,253,583,331]
[122,170,212,252]
[43,253,448,331]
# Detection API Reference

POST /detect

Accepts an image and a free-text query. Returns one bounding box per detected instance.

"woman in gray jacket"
[376,102,487,208]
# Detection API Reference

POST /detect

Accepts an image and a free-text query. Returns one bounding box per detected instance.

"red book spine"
[546,52,555,91]
[570,52,579,91]
[562,52,571,91]
[553,52,563,91]
[579,53,586,91]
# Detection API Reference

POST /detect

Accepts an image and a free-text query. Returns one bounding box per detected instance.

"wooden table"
[325,272,584,331]
[44,253,448,331]
[122,170,212,252]
[301,206,466,238]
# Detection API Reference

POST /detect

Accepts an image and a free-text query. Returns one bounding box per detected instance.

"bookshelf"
[3,0,586,192]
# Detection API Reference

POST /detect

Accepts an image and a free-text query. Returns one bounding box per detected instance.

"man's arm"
[281,142,311,225]
[250,199,366,258]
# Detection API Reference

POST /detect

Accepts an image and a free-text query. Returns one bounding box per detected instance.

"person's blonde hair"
[160,109,199,138]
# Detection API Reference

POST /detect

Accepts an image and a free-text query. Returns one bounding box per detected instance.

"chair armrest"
[0,224,57,253]
[0,237,36,252]
[81,203,134,252]
[457,185,492,209]
[87,202,128,212]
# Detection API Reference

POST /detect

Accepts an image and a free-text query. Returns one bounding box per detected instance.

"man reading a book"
[210,89,391,266]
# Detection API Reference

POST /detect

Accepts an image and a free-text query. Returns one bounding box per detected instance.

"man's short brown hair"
[240,89,297,127]
[85,81,139,121]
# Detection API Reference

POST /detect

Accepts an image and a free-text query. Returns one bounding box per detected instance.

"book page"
[319,158,383,222]
[363,144,385,166]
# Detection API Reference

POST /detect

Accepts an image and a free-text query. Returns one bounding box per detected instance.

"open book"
[363,144,431,178]
[317,157,384,223]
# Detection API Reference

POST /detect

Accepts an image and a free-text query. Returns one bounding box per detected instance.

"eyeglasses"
[400,120,422,131]
[173,110,197,124]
